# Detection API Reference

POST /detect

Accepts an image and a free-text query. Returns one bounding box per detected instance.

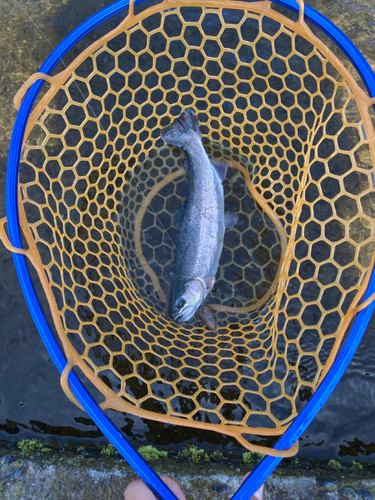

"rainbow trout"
[160,109,238,327]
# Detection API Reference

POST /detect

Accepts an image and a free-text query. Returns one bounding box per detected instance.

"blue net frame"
[4,0,375,498]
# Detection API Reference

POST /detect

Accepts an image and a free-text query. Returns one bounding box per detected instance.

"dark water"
[1,0,375,461]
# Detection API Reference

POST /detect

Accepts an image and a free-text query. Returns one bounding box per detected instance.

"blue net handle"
[5,1,375,499]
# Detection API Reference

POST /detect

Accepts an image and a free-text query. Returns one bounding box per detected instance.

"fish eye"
[175,298,186,310]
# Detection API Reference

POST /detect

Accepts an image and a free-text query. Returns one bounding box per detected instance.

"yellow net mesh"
[12,0,375,455]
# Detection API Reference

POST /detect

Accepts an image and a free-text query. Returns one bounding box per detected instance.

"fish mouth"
[169,278,206,323]
[172,308,195,324]
[173,311,188,323]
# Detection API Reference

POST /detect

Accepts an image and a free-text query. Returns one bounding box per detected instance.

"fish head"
[169,278,205,323]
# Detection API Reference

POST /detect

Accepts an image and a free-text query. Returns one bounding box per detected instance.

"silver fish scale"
[177,137,225,282]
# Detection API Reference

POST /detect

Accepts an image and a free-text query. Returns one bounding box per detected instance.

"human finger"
[124,478,157,500]
[124,475,187,500]
[240,472,264,500]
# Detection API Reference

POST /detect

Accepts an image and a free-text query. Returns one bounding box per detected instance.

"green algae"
[100,444,120,456]
[138,445,168,461]
[328,459,343,470]
[351,460,364,470]
[178,444,210,463]
[243,452,265,465]
[17,439,51,455]
[4,438,375,479]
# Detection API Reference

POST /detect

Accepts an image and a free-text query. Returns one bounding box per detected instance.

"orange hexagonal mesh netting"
[7,0,375,456]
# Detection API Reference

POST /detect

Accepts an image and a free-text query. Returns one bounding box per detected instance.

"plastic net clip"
[353,291,375,314]
[0,217,29,256]
[128,0,135,18]
[296,0,305,24]
[61,361,85,412]
[13,73,56,111]
[237,435,300,458]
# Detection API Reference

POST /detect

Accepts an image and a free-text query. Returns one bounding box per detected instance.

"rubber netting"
[14,0,375,455]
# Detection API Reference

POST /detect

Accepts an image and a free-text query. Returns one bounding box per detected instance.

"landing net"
[4,0,375,456]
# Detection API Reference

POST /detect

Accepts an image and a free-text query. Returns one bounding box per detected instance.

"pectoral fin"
[197,305,217,331]
[224,211,239,229]
[181,157,189,172]
[210,158,228,182]
[173,203,186,228]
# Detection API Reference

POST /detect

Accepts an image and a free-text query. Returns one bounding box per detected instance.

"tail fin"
[161,108,200,148]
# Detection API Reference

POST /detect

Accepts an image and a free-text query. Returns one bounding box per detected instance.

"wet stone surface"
[1,450,375,500]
